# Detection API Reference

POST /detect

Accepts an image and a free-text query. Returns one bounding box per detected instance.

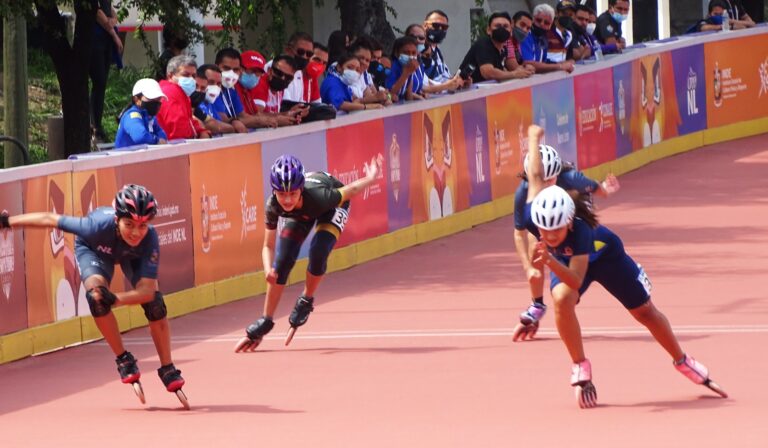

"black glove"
[0,211,10,229]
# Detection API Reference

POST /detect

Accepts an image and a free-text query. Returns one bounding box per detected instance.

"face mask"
[427,29,446,44]
[221,70,239,89]
[558,16,573,29]
[513,27,528,43]
[491,27,511,43]
[611,12,628,23]
[398,54,413,66]
[306,61,325,79]
[710,14,724,25]
[586,23,597,35]
[268,76,291,92]
[239,72,260,90]
[141,100,162,116]
[177,76,196,96]
[422,56,433,68]
[416,43,426,53]
[190,91,205,108]
[294,56,308,71]
[341,69,360,86]
[205,85,222,103]
[531,25,547,37]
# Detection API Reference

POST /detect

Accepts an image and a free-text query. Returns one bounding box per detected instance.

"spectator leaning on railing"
[720,0,756,28]
[347,38,392,107]
[192,64,241,135]
[423,9,453,83]
[459,11,534,84]
[157,55,211,140]
[406,24,464,95]
[595,0,628,54]
[387,36,428,101]
[505,11,534,71]
[251,55,310,126]
[215,48,278,130]
[115,79,168,149]
[322,53,384,112]
[520,4,575,74]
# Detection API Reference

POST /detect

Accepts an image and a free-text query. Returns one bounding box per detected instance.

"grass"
[1,48,150,166]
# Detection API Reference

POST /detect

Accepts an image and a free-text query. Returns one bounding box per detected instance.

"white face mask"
[205,85,222,103]
[586,23,596,35]
[221,70,239,89]
[341,69,361,86]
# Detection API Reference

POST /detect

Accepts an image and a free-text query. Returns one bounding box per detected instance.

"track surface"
[1,135,767,447]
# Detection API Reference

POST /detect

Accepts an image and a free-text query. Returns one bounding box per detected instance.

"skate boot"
[234,316,275,352]
[571,359,598,409]
[116,351,144,404]
[285,296,315,346]
[158,364,190,410]
[520,302,547,326]
[674,354,728,398]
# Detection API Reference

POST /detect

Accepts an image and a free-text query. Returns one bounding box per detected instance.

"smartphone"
[459,63,476,80]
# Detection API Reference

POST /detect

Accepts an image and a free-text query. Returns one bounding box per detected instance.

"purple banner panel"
[531,78,578,168]
[671,44,707,136]
[383,114,413,232]
[612,61,634,158]
[460,98,492,206]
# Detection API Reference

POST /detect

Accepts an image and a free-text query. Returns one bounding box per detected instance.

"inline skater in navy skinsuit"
[522,124,726,408]
[1,185,189,408]
[512,145,620,340]
[235,154,383,351]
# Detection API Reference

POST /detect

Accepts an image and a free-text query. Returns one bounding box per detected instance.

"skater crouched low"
[235,153,382,352]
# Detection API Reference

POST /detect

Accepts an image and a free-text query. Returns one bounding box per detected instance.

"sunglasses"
[272,66,294,82]
[430,23,449,31]
[534,17,552,27]
[294,48,313,58]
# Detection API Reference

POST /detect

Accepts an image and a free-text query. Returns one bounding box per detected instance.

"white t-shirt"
[265,60,321,104]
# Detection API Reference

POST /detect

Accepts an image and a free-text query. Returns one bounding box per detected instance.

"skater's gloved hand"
[526,267,542,281]
[532,242,551,267]
[265,268,278,285]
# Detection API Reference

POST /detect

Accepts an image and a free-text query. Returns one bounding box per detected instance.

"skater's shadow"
[123,404,303,414]
[605,395,730,412]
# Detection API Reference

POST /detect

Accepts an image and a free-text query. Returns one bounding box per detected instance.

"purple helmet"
[270,155,305,192]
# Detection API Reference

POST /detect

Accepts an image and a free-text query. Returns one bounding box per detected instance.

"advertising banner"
[485,88,531,199]
[574,67,617,169]
[628,52,682,150]
[531,79,577,167]
[0,181,27,335]
[120,156,194,293]
[23,173,74,326]
[190,145,265,285]
[612,61,634,158]
[671,44,707,135]
[409,105,472,222]
[705,34,768,128]
[460,97,492,206]
[326,120,388,247]
[383,114,413,232]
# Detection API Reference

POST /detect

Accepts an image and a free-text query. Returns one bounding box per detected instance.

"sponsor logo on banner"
[759,57,768,98]
[713,62,723,107]
[474,125,486,184]
[556,111,571,145]
[0,211,14,302]
[200,185,212,253]
[493,121,513,175]
[240,180,259,243]
[517,123,529,166]
[198,185,229,252]
[389,134,401,202]
[335,156,383,201]
[579,102,614,136]
[155,202,188,247]
[712,61,750,106]
[687,67,700,115]
[618,80,627,135]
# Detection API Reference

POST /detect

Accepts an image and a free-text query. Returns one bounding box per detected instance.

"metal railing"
[0,135,31,166]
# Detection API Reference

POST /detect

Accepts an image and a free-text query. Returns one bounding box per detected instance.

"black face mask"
[531,25,548,37]
[368,61,389,88]
[141,100,162,116]
[189,91,205,108]
[491,27,511,43]
[558,16,573,29]
[294,56,308,71]
[513,27,528,43]
[427,29,446,44]
[269,76,291,92]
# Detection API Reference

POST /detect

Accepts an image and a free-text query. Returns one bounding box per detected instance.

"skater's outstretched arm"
[338,154,383,201]
[262,228,278,284]
[4,212,62,228]
[526,125,546,202]
[533,241,588,290]
[112,278,159,305]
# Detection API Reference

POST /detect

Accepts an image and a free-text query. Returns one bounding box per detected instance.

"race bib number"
[331,207,349,231]
[637,264,652,295]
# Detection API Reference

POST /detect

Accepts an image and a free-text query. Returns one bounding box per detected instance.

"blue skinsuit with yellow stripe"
[524,205,651,310]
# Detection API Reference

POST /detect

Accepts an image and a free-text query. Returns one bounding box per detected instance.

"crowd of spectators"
[111,0,759,149]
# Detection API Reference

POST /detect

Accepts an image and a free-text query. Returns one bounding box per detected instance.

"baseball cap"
[132,78,166,100]
[241,50,266,71]
[557,0,577,11]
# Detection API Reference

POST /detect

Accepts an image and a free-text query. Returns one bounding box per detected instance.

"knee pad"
[86,286,117,317]
[308,230,337,276]
[273,236,303,285]
[141,291,167,321]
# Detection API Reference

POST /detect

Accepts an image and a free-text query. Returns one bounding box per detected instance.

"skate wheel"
[512,321,538,342]
[176,389,191,410]
[574,382,598,409]
[285,327,297,346]
[132,382,146,405]
[705,379,728,398]
[234,336,261,353]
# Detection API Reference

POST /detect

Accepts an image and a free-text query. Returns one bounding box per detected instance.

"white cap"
[132,78,167,100]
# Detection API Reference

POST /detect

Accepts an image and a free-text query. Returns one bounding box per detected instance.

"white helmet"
[524,144,562,181]
[531,186,575,230]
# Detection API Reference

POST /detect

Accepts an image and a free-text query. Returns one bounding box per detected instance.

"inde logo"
[0,209,14,301]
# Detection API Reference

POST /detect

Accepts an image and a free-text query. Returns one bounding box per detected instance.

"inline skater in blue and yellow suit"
[522,124,726,408]
[2,185,188,408]
[235,154,382,351]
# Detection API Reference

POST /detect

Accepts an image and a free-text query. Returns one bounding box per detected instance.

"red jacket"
[157,80,207,140]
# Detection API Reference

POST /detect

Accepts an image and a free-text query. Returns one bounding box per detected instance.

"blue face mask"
[416,43,426,53]
[611,12,627,23]
[240,72,260,90]
[398,54,413,66]
[710,14,724,25]
[177,76,196,97]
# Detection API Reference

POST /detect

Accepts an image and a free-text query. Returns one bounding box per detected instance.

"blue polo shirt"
[115,105,167,148]
[320,72,354,110]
